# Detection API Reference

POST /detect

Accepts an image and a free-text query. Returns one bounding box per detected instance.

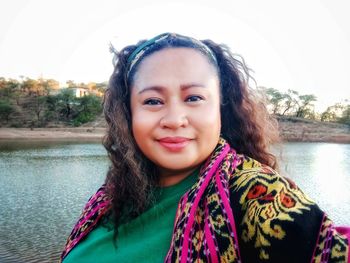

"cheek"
[131,114,149,155]
[132,112,146,137]
[131,110,158,140]
[192,102,221,133]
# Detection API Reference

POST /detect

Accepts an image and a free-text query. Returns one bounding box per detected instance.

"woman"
[60,33,349,262]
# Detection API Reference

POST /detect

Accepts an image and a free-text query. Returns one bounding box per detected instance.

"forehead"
[132,48,218,86]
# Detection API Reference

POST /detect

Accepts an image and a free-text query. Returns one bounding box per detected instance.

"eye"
[185,95,204,102]
[143,98,163,105]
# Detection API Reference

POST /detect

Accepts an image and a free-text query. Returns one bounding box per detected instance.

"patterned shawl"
[60,138,349,262]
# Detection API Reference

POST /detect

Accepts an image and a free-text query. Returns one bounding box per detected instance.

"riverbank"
[277,116,350,143]
[0,117,349,143]
[0,127,105,141]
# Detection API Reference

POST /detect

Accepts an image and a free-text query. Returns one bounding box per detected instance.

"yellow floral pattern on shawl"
[231,156,314,260]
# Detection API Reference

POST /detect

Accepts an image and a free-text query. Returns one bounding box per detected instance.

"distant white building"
[56,87,89,97]
[74,88,89,97]
[55,85,102,97]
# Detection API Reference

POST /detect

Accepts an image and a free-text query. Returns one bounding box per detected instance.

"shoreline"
[0,127,105,141]
[0,127,349,143]
[277,117,350,144]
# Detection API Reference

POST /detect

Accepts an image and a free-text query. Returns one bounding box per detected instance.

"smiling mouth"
[157,137,191,152]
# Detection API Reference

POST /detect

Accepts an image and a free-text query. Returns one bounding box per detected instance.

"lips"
[157,137,191,152]
[158,137,190,143]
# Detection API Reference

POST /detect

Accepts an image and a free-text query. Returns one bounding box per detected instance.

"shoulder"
[228,153,318,223]
[60,185,111,261]
[227,154,349,262]
[229,154,308,205]
[228,154,324,262]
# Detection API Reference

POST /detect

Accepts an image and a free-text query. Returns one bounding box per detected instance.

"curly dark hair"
[102,33,280,241]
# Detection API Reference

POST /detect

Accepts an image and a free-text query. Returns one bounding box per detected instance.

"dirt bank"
[277,117,350,143]
[0,127,105,141]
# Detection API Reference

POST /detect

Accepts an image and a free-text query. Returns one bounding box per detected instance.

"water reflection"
[0,141,349,263]
[312,144,348,201]
[278,142,350,226]
[0,141,108,263]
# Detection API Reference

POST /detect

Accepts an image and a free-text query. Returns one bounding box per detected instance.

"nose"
[160,102,189,129]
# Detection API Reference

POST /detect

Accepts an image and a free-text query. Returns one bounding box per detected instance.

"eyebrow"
[137,83,206,95]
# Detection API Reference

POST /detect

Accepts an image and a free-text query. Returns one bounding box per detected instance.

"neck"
[157,166,199,187]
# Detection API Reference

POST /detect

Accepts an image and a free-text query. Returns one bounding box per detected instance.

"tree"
[264,87,285,114]
[95,82,107,95]
[0,78,21,104]
[58,89,76,120]
[32,96,47,122]
[281,89,299,116]
[338,104,350,125]
[66,80,77,89]
[46,79,59,90]
[0,100,15,123]
[22,78,39,96]
[0,77,6,90]
[7,78,21,105]
[46,95,61,122]
[295,94,317,118]
[320,110,336,122]
[321,102,346,122]
[73,95,102,125]
[0,78,12,98]
[38,78,59,96]
[77,82,87,89]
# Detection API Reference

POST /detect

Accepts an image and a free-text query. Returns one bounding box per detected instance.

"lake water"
[0,140,349,263]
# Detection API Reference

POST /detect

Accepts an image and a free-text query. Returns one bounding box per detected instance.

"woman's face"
[130,47,221,185]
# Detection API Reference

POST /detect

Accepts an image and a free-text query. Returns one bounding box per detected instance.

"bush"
[72,112,95,126]
[0,100,15,122]
[10,122,22,128]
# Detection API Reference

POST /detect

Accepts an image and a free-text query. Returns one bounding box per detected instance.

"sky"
[0,0,349,112]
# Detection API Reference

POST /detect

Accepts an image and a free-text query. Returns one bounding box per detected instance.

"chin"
[155,157,194,169]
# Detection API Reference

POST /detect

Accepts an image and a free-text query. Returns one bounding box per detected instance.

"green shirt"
[63,170,198,263]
